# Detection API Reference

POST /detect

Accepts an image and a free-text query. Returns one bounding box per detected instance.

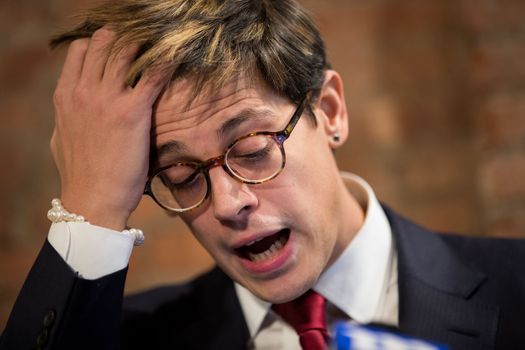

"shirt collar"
[235,281,270,338]
[234,172,394,337]
[314,172,393,323]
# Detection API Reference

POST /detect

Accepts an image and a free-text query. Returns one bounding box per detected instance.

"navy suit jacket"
[1,207,524,349]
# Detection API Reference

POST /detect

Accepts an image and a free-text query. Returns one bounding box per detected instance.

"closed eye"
[235,145,272,162]
[169,171,201,190]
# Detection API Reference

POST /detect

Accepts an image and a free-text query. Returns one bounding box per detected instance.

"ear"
[314,70,348,149]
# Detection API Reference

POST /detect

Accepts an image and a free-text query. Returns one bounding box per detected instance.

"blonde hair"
[51,0,329,109]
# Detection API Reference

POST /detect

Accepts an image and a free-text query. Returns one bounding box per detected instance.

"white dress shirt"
[47,172,398,348]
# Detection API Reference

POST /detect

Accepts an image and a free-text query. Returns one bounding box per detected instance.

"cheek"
[188,226,227,265]
[279,138,340,237]
[181,212,220,252]
[281,146,334,205]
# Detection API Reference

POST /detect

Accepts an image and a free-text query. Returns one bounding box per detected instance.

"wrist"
[47,198,144,246]
[59,196,131,231]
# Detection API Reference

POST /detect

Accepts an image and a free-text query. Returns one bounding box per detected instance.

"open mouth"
[236,229,290,263]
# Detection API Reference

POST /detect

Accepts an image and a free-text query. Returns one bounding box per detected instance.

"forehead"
[151,76,292,161]
[155,77,259,120]
[152,77,288,138]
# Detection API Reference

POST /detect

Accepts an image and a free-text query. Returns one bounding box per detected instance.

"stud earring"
[333,133,340,142]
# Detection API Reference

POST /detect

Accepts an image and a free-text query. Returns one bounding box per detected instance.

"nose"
[208,166,258,223]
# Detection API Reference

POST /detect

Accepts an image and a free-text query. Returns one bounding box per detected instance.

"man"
[1,0,524,349]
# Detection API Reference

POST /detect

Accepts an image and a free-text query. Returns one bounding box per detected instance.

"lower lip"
[237,232,294,275]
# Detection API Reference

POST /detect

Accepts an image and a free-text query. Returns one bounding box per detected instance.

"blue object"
[332,322,450,350]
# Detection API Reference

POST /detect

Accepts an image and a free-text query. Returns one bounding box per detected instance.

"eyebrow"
[217,107,275,140]
[155,107,276,161]
[155,140,188,161]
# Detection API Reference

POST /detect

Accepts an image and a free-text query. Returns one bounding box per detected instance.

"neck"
[325,172,365,268]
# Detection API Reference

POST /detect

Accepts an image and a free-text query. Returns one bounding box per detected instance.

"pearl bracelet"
[47,198,144,246]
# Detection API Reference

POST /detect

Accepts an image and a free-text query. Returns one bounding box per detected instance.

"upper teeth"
[246,237,264,246]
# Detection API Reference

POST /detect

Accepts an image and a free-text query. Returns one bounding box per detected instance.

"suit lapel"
[384,206,499,349]
[188,267,250,349]
[123,267,250,350]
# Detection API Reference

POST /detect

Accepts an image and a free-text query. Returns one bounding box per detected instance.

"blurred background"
[1,0,524,330]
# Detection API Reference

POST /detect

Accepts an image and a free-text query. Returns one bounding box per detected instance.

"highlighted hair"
[51,0,329,108]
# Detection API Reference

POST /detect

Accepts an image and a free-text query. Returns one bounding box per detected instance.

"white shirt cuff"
[47,222,134,280]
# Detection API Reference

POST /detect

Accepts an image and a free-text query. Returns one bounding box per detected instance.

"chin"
[245,271,320,304]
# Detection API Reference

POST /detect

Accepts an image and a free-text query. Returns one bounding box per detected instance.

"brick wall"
[466,0,525,237]
[1,0,524,330]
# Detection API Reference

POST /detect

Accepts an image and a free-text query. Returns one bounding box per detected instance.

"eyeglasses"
[144,91,312,213]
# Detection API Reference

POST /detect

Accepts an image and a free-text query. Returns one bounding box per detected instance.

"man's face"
[152,76,356,303]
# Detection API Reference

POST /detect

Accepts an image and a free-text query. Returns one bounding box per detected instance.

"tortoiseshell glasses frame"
[144,91,312,213]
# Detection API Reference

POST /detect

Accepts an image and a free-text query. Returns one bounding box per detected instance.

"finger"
[103,43,140,88]
[79,26,115,85]
[133,67,172,104]
[57,39,89,89]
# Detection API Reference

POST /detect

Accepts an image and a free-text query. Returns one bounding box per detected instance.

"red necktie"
[272,290,330,350]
